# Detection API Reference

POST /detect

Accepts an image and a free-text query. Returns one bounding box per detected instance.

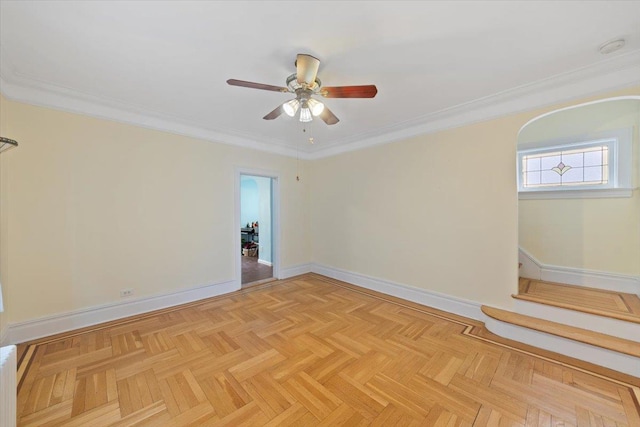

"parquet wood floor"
[16,274,640,426]
[516,278,640,324]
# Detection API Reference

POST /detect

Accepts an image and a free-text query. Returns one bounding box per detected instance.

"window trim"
[517,128,634,199]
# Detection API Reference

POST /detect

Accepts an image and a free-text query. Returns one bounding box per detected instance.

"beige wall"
[2,86,639,328]
[0,94,11,339]
[309,117,522,308]
[309,87,640,309]
[0,96,310,324]
[518,99,640,275]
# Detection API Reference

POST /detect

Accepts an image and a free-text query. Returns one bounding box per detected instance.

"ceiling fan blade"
[320,85,378,98]
[296,54,320,86]
[263,104,284,120]
[227,79,288,93]
[318,106,339,125]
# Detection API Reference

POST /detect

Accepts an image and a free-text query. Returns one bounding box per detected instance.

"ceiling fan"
[227,54,377,125]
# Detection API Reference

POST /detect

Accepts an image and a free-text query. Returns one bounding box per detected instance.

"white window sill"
[518,188,634,200]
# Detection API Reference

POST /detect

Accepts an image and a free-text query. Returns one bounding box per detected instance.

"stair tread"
[515,278,640,324]
[482,305,640,358]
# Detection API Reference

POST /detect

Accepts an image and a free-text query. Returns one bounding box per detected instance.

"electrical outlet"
[120,289,134,297]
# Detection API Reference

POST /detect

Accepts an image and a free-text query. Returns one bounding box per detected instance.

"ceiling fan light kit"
[299,106,313,123]
[283,99,300,117]
[307,98,324,116]
[227,53,378,126]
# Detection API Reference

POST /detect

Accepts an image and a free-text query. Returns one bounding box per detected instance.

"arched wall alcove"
[516,96,640,292]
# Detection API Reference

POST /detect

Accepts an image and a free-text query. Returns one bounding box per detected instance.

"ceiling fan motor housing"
[227,53,377,125]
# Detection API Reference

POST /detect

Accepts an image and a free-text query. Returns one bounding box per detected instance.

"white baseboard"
[257,259,273,267]
[5,261,636,377]
[484,316,640,377]
[310,263,483,321]
[310,263,640,376]
[540,267,639,295]
[279,263,312,279]
[7,279,238,345]
[518,248,639,294]
[518,248,542,280]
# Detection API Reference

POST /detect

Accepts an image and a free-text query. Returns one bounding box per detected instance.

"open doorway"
[239,173,276,286]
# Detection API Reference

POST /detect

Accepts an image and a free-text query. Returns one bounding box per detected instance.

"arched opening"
[516,96,640,294]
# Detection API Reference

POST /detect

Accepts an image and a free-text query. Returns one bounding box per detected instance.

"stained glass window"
[517,128,633,199]
[521,145,609,189]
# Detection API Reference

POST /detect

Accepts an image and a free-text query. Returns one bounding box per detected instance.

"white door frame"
[235,167,280,287]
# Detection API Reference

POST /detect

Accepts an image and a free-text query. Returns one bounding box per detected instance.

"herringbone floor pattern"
[16,274,640,426]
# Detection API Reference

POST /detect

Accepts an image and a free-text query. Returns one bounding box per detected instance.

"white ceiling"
[1,1,640,158]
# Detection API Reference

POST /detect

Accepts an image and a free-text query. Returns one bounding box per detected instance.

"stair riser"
[514,299,640,341]
[484,317,640,377]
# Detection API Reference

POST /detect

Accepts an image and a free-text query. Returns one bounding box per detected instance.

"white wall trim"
[483,316,640,377]
[310,263,640,376]
[235,168,281,286]
[518,188,633,200]
[540,266,640,295]
[310,263,483,321]
[2,51,638,160]
[0,76,306,159]
[5,265,637,377]
[257,259,272,267]
[280,263,312,279]
[513,298,640,342]
[518,247,640,294]
[518,247,542,281]
[308,51,640,159]
[6,279,238,345]
[517,126,635,196]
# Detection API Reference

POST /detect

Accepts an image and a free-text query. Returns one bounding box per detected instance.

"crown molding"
[2,50,639,161]
[308,50,640,159]
[0,71,310,160]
